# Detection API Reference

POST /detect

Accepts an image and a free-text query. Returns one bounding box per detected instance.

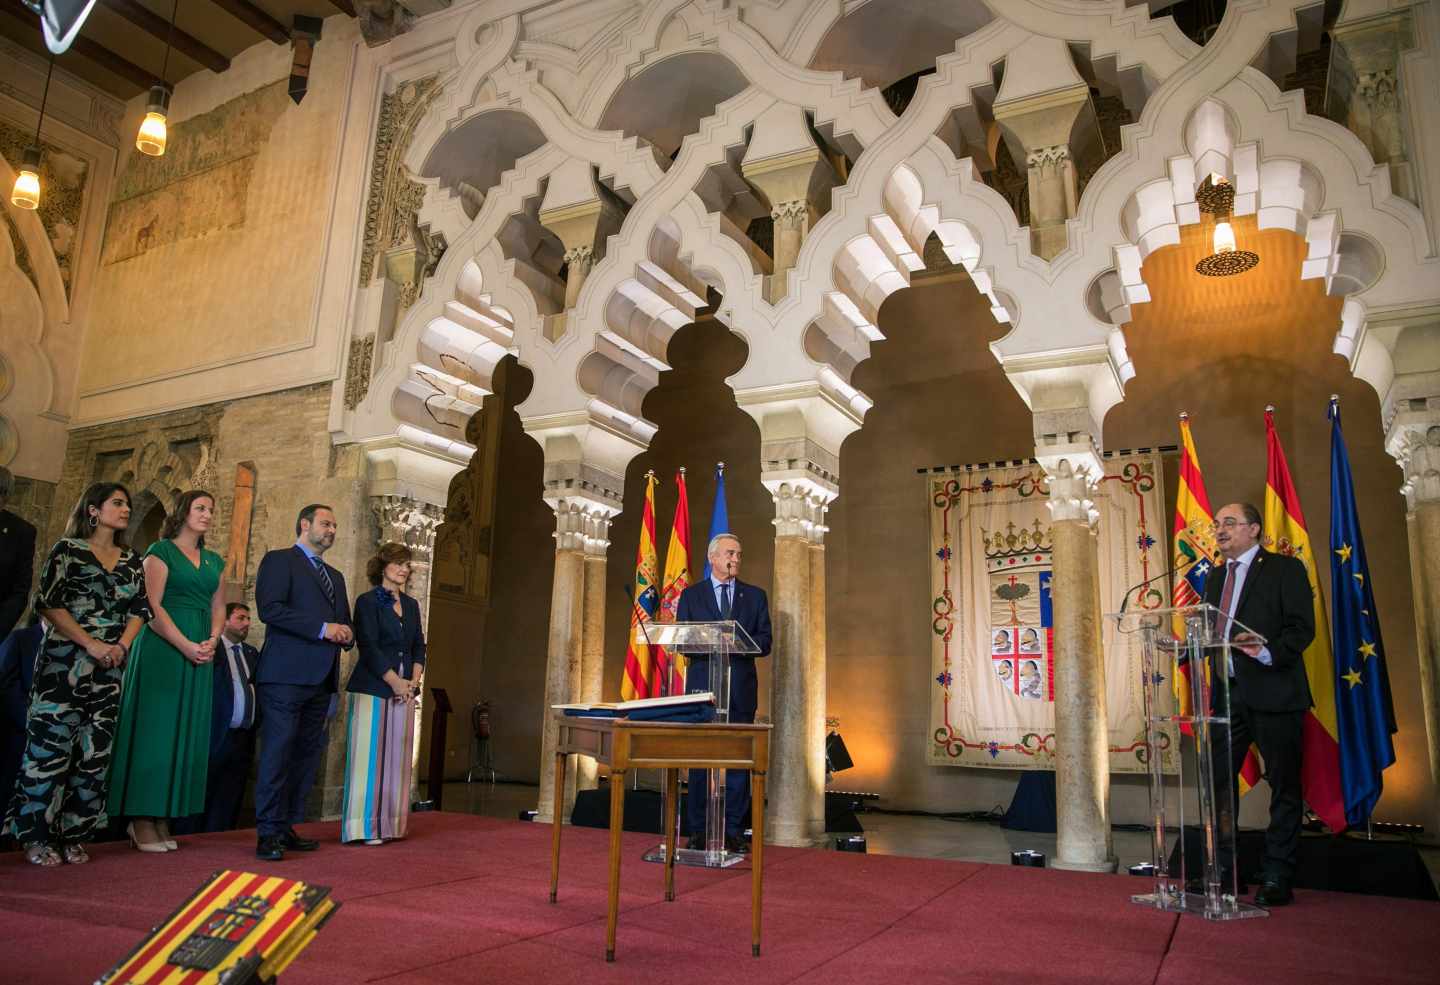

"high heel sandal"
[127,821,168,854]
[155,819,178,851]
[61,843,90,864]
[23,841,61,867]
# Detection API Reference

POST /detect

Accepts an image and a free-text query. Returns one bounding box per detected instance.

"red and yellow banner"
[657,468,692,695]
[621,472,660,701]
[1264,408,1346,831]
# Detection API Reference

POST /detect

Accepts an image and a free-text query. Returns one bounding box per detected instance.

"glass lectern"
[636,620,759,868]
[1108,603,1268,921]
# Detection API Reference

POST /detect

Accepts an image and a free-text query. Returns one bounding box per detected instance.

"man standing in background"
[253,504,353,861]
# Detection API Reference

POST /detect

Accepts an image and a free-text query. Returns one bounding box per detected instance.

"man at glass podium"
[678,533,773,853]
[1205,502,1315,907]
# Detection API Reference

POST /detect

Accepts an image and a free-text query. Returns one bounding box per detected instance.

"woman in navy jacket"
[339,542,425,844]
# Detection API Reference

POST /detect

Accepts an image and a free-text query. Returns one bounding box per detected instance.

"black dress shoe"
[1254,880,1293,907]
[685,833,705,851]
[724,835,746,855]
[282,828,319,852]
[256,836,285,862]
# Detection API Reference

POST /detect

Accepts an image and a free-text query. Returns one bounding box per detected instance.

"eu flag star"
[1353,572,1365,585]
[1335,543,1352,563]
[1342,667,1363,689]
[1357,641,1377,659]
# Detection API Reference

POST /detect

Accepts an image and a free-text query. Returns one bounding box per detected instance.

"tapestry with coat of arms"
[927,451,1174,774]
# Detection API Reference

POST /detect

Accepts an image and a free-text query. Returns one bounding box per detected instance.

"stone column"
[1387,398,1440,838]
[991,37,1100,261]
[738,386,855,847]
[577,511,612,792]
[536,500,588,824]
[740,104,836,304]
[525,415,638,823]
[1036,438,1117,873]
[1329,10,1416,204]
[764,482,833,846]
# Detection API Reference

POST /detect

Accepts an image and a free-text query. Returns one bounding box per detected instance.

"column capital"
[1036,436,1103,525]
[764,480,836,541]
[549,497,620,554]
[1386,399,1440,509]
[524,409,648,521]
[370,494,445,559]
[737,385,861,500]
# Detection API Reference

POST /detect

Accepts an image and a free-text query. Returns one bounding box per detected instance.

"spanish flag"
[1172,415,1262,793]
[1263,407,1347,831]
[620,472,660,701]
[656,468,693,696]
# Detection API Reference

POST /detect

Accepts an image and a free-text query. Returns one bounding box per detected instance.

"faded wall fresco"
[103,82,288,266]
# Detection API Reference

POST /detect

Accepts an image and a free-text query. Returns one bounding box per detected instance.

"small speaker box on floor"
[1011,849,1046,867]
[570,787,667,833]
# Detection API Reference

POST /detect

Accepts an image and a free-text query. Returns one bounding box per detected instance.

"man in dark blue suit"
[0,466,38,641]
[253,504,353,861]
[678,533,771,853]
[0,614,44,830]
[201,602,261,832]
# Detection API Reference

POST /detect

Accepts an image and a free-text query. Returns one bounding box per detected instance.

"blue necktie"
[719,582,732,619]
[231,643,256,729]
[311,555,335,606]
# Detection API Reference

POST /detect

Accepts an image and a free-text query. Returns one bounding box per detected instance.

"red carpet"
[0,812,1433,984]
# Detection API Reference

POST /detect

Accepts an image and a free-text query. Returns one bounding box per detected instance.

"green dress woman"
[107,490,226,851]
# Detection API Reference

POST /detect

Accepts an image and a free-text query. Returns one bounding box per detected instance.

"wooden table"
[548,714,772,961]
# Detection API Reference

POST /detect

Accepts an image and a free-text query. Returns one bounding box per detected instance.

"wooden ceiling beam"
[205,0,288,44]
[102,0,231,76]
[325,0,356,16]
[0,1,153,90]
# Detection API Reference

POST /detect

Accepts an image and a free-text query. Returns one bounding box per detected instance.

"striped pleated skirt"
[340,692,416,843]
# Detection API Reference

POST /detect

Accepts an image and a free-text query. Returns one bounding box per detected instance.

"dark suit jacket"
[1204,547,1315,713]
[347,588,426,699]
[254,545,353,689]
[1,622,43,731]
[210,638,259,758]
[0,510,37,640]
[676,578,772,718]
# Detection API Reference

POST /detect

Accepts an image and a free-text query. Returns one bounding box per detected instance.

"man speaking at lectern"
[1205,502,1315,907]
[678,533,772,853]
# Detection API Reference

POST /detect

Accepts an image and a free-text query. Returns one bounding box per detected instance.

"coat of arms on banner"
[985,521,1053,702]
[927,453,1176,774]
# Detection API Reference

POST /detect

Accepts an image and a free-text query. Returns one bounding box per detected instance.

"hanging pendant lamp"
[136,0,178,157]
[10,55,55,210]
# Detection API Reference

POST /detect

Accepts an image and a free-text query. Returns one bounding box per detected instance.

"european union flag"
[702,463,730,580]
[1329,398,1397,827]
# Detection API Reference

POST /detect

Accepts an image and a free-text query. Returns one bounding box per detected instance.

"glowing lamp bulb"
[136,84,171,157]
[1213,221,1236,255]
[10,145,42,209]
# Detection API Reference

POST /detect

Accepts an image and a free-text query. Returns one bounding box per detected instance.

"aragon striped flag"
[1263,407,1347,832]
[656,468,693,696]
[1172,414,1262,794]
[620,472,660,701]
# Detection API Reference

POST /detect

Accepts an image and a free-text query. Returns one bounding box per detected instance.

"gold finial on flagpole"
[1330,393,1340,402]
[1265,404,1276,413]
[678,466,686,474]
[1178,411,1189,421]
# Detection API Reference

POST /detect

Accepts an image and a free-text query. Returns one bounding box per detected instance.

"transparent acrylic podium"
[1108,603,1268,921]
[636,620,760,869]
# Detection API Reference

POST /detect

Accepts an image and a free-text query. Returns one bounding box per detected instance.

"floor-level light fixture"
[1194,174,1259,277]
[10,55,54,210]
[136,0,179,157]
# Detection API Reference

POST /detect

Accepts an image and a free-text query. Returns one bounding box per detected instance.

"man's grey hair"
[0,465,12,502]
[707,532,741,556]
